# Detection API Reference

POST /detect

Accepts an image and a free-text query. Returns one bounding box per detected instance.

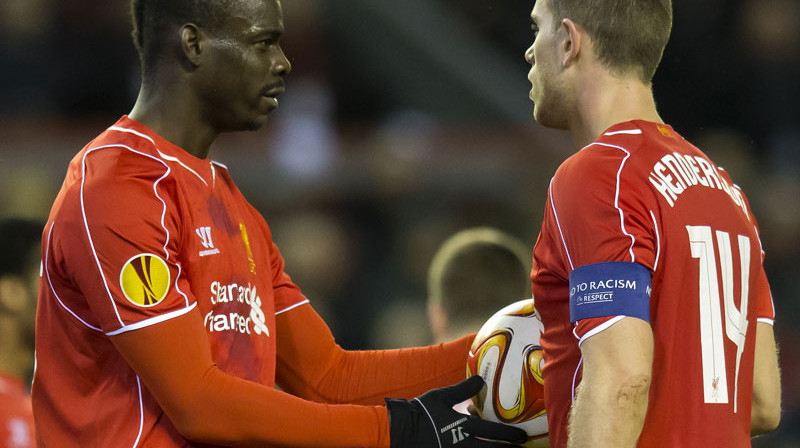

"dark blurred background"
[0,1,797,445]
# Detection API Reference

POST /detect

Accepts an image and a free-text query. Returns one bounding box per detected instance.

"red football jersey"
[0,373,35,448]
[531,121,775,447]
[33,116,308,446]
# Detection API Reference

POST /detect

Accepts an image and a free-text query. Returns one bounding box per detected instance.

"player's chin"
[533,106,567,130]
[532,105,548,126]
[238,101,278,131]
[245,115,270,131]
[236,110,273,132]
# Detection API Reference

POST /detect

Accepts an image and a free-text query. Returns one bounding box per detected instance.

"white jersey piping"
[275,299,310,315]
[131,376,145,448]
[604,129,642,136]
[44,222,103,332]
[576,315,626,346]
[650,210,661,272]
[585,142,637,262]
[549,177,575,271]
[109,125,209,186]
[106,303,197,336]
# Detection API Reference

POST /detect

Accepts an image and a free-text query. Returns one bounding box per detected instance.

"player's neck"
[128,83,219,160]
[569,74,662,148]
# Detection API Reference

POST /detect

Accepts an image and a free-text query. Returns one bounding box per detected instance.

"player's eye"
[531,24,539,38]
[253,33,280,50]
[254,40,275,53]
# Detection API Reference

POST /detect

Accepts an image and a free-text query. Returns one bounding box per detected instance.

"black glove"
[386,375,528,448]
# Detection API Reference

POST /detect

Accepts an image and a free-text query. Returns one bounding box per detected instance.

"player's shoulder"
[555,128,636,182]
[79,117,169,174]
[67,119,192,209]
[582,121,657,158]
[561,121,682,175]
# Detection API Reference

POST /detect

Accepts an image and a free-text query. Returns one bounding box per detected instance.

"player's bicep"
[579,316,654,389]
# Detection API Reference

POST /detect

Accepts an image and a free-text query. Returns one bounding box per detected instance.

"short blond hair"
[428,227,530,322]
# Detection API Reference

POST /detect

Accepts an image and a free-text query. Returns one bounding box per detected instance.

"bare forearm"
[568,374,650,448]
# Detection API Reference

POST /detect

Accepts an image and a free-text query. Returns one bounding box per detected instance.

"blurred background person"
[0,218,43,448]
[427,227,531,343]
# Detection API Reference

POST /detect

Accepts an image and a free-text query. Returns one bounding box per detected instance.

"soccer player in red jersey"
[0,218,42,448]
[31,1,527,447]
[524,0,782,446]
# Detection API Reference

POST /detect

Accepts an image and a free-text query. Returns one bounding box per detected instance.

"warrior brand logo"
[196,226,220,257]
[119,254,170,307]
[440,417,469,444]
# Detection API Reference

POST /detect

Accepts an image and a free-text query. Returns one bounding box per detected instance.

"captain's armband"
[569,262,652,324]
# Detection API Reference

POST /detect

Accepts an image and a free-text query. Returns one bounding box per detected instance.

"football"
[466,298,549,447]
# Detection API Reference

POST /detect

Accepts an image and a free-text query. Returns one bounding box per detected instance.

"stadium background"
[0,0,796,445]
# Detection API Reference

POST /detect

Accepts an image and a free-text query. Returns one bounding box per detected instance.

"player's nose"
[272,46,291,77]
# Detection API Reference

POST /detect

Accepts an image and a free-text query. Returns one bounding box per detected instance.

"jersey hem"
[106,302,198,336]
[275,299,310,316]
[576,315,625,346]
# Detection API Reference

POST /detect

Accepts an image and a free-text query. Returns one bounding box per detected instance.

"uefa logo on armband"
[119,253,171,307]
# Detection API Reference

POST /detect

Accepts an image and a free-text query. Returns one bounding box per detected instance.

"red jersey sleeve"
[109,306,390,448]
[275,303,473,405]
[549,140,658,339]
[53,146,195,334]
[755,268,775,322]
[551,140,658,271]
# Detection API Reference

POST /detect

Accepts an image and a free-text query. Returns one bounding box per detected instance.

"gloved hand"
[386,375,527,448]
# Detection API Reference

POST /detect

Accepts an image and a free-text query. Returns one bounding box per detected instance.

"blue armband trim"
[569,261,651,324]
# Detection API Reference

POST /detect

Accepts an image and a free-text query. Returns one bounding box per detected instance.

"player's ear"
[180,23,204,66]
[561,18,582,68]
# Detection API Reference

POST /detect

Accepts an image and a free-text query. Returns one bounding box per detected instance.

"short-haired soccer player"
[31,1,527,447]
[524,0,782,446]
[428,227,531,342]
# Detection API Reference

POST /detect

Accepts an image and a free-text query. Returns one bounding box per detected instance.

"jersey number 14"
[687,225,750,413]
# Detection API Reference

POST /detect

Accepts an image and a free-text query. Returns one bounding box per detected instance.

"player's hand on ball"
[385,375,528,448]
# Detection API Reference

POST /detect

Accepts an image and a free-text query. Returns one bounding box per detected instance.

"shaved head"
[130,0,245,77]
